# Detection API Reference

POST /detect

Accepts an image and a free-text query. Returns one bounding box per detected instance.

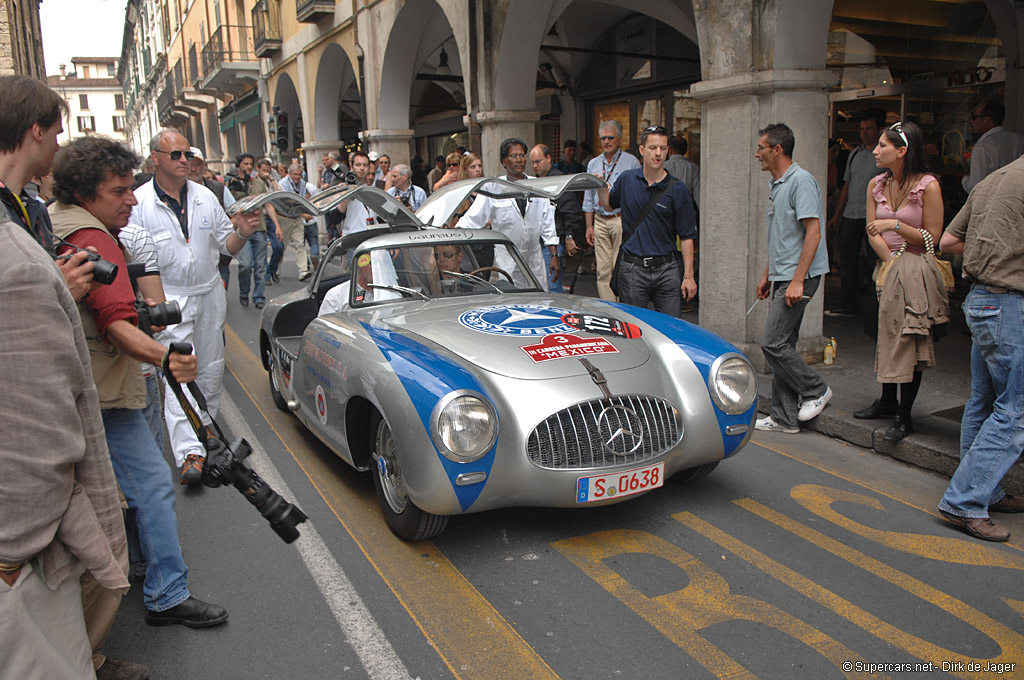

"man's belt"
[974,281,1023,295]
[621,252,676,268]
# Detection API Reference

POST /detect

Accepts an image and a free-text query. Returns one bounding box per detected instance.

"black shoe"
[146,596,228,628]
[254,301,264,310]
[271,272,280,283]
[239,297,249,307]
[264,278,273,286]
[882,416,913,443]
[853,399,898,420]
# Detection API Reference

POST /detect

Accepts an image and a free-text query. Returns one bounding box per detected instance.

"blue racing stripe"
[361,322,497,510]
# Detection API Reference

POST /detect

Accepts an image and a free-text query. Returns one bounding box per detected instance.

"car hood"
[367,294,652,379]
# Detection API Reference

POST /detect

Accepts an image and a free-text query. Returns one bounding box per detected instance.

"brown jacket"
[0,216,129,591]
[49,202,146,410]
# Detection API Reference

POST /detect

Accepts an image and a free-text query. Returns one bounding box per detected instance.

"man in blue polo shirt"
[597,125,697,316]
[752,123,832,434]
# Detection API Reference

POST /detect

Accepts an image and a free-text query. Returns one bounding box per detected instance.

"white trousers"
[157,285,227,467]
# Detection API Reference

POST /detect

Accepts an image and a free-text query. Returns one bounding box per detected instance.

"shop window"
[593,102,631,151]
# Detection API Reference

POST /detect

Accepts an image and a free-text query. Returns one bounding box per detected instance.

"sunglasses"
[642,125,667,136]
[889,122,908,147]
[448,162,460,167]
[599,135,618,141]
[155,149,196,161]
[436,250,460,258]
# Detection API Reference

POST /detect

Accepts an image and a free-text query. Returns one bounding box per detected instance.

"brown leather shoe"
[940,510,1010,542]
[990,494,1024,513]
[96,658,150,680]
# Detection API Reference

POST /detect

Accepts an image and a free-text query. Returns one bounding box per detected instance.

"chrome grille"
[526,395,680,469]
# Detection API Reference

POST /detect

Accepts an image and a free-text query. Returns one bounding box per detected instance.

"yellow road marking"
[676,505,1024,677]
[791,484,1024,570]
[551,529,879,679]
[225,326,559,680]
[752,440,1024,554]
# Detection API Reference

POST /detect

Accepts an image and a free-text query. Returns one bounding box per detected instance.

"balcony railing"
[252,0,282,57]
[156,84,174,121]
[202,24,255,78]
[172,60,184,96]
[188,44,201,87]
[296,0,333,23]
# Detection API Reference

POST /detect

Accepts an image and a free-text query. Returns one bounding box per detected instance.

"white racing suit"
[455,176,556,288]
[131,179,234,467]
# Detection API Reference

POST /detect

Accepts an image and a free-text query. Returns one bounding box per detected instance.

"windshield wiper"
[442,270,504,295]
[365,283,430,301]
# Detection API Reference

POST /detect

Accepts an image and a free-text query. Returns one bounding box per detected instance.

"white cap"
[190,147,204,161]
[367,151,379,162]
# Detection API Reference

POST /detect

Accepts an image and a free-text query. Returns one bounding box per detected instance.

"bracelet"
[683,276,695,280]
[894,219,901,232]
[234,228,251,241]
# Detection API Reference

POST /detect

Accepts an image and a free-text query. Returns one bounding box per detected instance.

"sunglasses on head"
[156,149,196,161]
[889,122,908,147]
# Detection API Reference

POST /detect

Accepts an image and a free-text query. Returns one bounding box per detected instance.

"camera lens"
[149,300,182,327]
[88,253,119,285]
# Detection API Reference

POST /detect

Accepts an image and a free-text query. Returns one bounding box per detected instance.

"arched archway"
[273,73,301,154]
[313,43,361,143]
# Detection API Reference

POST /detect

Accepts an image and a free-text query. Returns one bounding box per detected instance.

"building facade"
[117,0,1024,358]
[0,0,44,77]
[48,58,127,144]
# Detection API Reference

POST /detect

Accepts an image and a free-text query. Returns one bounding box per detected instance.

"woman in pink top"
[855,120,947,443]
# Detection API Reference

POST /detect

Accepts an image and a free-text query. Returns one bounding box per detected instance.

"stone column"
[359,128,415,167]
[472,110,541,174]
[690,70,835,371]
[301,140,346,185]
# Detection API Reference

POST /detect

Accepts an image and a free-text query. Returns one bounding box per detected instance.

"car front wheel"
[370,413,449,541]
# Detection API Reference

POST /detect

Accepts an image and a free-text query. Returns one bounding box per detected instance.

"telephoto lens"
[86,251,118,285]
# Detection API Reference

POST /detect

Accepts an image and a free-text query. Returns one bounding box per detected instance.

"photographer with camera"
[386,164,426,211]
[51,135,237,630]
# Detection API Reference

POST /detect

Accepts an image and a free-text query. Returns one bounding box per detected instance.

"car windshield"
[319,238,543,308]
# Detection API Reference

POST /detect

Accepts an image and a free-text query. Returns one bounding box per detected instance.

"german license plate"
[576,462,665,503]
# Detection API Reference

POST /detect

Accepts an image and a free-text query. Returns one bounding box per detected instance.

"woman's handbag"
[921,229,956,292]
[874,240,906,297]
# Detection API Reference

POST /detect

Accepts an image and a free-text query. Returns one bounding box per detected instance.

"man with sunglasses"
[962,101,1024,194]
[132,129,261,486]
[597,125,697,316]
[583,120,640,301]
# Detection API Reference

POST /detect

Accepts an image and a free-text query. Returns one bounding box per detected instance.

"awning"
[219,92,262,133]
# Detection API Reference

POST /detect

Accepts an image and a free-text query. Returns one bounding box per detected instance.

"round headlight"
[431,391,497,463]
[709,354,758,415]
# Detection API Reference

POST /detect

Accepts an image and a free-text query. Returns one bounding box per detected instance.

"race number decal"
[561,313,643,339]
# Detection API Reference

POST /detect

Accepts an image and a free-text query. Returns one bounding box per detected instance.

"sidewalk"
[753,293,1024,496]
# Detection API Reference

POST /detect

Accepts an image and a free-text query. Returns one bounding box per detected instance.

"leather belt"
[621,252,676,268]
[975,281,1022,295]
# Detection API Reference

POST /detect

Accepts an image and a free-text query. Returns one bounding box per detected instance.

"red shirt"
[59,228,138,341]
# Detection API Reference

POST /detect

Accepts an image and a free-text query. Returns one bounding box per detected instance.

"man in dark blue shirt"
[598,125,697,316]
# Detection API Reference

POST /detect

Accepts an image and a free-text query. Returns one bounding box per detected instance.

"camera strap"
[161,342,226,443]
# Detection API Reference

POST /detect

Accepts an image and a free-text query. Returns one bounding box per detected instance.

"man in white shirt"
[962,100,1024,193]
[386,164,426,211]
[583,120,641,300]
[337,151,380,238]
[278,163,318,280]
[130,129,258,485]
[456,137,559,289]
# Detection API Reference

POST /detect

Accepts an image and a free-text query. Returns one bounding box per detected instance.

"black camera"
[53,236,118,285]
[342,171,358,185]
[226,172,250,196]
[126,263,182,336]
[202,436,308,544]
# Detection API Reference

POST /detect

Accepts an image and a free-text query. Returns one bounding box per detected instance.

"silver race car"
[242,175,758,540]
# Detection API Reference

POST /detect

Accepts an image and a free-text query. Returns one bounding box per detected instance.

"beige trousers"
[594,212,622,301]
[279,215,309,276]
[0,564,94,680]
[81,571,122,671]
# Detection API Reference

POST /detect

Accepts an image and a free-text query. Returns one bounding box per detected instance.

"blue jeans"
[304,221,320,261]
[541,243,566,293]
[266,227,283,281]
[940,287,1024,518]
[101,408,190,611]
[237,230,268,304]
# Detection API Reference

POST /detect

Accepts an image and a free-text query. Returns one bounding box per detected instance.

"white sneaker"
[298,271,312,281]
[798,386,833,422]
[755,416,799,434]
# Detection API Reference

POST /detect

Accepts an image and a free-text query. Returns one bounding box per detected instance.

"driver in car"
[319,250,401,315]
[432,244,468,294]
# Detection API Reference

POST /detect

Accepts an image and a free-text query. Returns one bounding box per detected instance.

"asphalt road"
[105,264,1024,680]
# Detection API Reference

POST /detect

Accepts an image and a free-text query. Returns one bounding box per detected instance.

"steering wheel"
[469,266,514,284]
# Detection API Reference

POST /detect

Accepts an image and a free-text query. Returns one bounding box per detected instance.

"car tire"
[267,351,289,412]
[670,461,718,484]
[370,412,449,541]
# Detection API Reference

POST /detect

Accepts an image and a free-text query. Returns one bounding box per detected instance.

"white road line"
[218,393,418,680]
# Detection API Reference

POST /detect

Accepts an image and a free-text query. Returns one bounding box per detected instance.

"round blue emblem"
[459,304,577,336]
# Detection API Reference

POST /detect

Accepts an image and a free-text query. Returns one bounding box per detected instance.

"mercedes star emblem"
[597,405,644,456]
